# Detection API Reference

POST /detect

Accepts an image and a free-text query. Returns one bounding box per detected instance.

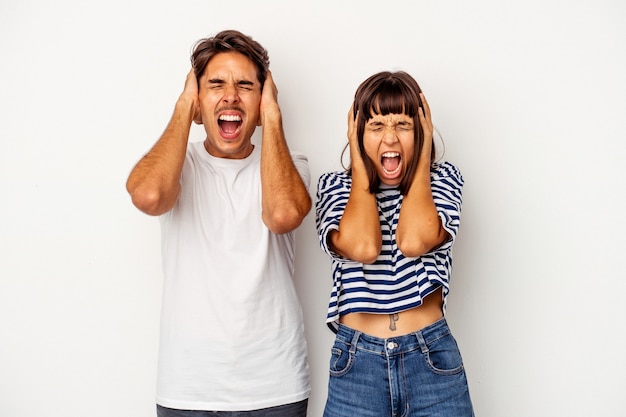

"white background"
[1,1,625,416]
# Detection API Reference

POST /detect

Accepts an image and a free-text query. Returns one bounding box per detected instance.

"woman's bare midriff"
[339,287,444,338]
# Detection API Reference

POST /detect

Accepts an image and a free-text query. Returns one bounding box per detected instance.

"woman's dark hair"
[190,29,270,86]
[344,71,436,194]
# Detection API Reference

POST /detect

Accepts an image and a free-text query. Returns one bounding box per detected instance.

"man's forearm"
[126,97,195,215]
[260,115,311,234]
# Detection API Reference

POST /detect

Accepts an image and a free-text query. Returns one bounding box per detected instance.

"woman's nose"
[382,127,398,143]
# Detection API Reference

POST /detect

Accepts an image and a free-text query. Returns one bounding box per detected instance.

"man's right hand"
[181,68,201,124]
[126,68,198,216]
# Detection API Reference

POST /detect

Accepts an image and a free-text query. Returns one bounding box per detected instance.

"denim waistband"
[335,317,451,356]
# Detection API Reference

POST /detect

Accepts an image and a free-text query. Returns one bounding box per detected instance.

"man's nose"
[222,85,240,103]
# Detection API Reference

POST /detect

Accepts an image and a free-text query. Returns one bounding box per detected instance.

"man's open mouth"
[218,114,243,136]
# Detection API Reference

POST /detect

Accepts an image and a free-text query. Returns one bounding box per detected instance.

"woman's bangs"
[370,85,417,118]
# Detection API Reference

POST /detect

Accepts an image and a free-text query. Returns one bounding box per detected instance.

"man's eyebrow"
[237,79,255,87]
[207,78,256,86]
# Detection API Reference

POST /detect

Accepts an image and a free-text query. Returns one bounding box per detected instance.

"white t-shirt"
[156,141,311,411]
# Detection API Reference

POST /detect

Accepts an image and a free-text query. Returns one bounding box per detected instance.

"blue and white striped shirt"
[315,161,464,331]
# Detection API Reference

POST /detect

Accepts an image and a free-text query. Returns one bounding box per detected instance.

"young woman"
[315,71,474,416]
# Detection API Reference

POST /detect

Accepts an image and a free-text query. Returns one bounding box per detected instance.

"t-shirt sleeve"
[315,171,351,261]
[431,162,464,252]
[290,151,311,191]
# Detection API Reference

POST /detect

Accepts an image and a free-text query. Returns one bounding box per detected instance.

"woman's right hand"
[347,105,367,171]
[331,105,382,263]
[347,105,358,148]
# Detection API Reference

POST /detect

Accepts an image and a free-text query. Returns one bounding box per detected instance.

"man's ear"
[193,104,203,125]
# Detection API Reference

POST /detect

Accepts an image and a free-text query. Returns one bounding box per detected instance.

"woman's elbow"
[329,230,381,264]
[397,230,449,258]
[352,244,381,264]
[397,238,430,258]
[346,235,382,264]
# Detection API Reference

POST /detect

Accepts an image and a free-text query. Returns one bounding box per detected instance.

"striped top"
[315,161,464,331]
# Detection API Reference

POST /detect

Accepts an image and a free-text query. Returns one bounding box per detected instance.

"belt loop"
[349,328,361,354]
[415,330,428,354]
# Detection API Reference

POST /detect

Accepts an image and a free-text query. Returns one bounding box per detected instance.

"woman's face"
[362,113,415,186]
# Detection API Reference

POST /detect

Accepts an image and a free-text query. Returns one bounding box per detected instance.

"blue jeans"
[156,399,308,417]
[324,318,474,417]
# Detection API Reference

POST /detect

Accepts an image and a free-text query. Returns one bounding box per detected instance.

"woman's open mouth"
[381,151,402,178]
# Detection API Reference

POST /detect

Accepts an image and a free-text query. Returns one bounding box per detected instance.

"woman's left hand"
[417,92,434,160]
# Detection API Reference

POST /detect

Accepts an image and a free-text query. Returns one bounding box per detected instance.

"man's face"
[197,52,262,159]
[363,113,415,186]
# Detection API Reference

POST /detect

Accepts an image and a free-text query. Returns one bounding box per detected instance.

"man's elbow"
[127,181,175,216]
[263,202,310,234]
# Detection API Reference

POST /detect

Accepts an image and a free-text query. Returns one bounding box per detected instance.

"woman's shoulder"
[431,161,464,184]
[318,170,351,188]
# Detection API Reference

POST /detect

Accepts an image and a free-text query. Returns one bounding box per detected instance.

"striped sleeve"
[431,161,464,252]
[315,171,351,261]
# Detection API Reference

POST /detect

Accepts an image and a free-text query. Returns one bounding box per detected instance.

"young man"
[126,30,311,416]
